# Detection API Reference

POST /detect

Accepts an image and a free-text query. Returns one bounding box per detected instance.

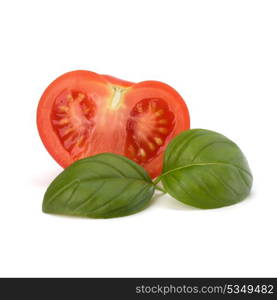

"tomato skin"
[37,70,190,178]
[102,74,134,87]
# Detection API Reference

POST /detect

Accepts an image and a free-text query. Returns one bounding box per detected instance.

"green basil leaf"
[161,129,253,208]
[43,153,155,218]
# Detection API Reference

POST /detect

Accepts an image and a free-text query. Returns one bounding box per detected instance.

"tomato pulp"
[37,71,190,178]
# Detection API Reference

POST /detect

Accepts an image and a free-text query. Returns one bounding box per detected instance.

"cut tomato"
[37,70,190,178]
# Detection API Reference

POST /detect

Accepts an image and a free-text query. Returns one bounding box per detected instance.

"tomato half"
[37,70,190,178]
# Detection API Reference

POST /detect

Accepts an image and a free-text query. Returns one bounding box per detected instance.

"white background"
[0,0,276,277]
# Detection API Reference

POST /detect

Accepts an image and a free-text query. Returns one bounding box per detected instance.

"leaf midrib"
[78,177,153,185]
[44,177,153,210]
[160,162,253,180]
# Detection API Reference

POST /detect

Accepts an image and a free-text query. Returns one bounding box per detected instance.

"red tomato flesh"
[37,71,190,178]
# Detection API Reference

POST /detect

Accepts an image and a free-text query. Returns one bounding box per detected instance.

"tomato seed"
[67,94,73,102]
[158,127,168,134]
[155,109,164,117]
[77,93,85,102]
[59,118,69,125]
[158,119,168,124]
[138,148,146,157]
[58,105,69,113]
[154,137,163,145]
[148,142,155,151]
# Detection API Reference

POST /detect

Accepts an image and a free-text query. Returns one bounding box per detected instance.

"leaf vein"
[237,169,252,189]
[161,162,252,180]
[71,181,106,211]
[45,179,80,206]
[168,131,215,167]
[101,184,152,217]
[168,173,198,204]
[104,154,150,181]
[208,168,240,197]
[191,140,236,162]
[86,181,136,214]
